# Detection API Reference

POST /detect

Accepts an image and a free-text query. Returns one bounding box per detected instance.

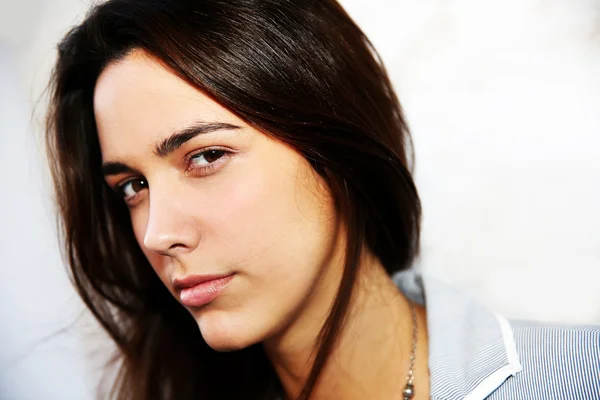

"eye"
[186,148,232,177]
[117,178,148,202]
[190,149,228,167]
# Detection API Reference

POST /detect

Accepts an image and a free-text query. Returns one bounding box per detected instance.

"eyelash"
[114,147,232,206]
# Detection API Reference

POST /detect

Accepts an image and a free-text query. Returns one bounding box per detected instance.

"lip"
[173,273,235,308]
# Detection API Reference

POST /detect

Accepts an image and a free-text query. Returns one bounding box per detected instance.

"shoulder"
[488,319,600,400]
[511,319,600,375]
[511,318,600,349]
[510,319,600,370]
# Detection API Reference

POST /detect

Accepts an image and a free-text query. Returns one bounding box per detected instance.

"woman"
[45,0,599,399]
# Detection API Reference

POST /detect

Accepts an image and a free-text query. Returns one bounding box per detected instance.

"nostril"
[168,243,187,250]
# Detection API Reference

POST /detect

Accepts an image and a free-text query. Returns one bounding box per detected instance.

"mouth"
[173,273,235,308]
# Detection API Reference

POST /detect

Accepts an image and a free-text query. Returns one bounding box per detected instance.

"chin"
[196,309,263,352]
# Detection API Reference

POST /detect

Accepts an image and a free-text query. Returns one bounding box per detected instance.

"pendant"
[403,382,414,399]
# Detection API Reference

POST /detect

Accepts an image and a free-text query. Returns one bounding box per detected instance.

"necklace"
[402,302,417,400]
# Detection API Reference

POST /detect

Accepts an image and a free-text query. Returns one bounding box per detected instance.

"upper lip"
[172,273,234,291]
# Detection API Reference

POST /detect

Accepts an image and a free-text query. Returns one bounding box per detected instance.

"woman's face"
[94,50,343,351]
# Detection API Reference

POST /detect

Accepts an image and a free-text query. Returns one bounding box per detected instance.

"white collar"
[393,269,523,400]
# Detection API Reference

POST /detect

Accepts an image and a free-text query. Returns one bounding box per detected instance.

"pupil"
[205,150,224,163]
[132,179,146,192]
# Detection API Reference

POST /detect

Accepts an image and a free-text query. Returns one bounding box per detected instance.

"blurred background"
[1,0,599,398]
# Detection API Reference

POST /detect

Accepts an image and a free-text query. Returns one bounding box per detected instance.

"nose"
[142,188,201,256]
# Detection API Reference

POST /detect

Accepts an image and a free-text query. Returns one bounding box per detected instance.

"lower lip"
[179,275,234,307]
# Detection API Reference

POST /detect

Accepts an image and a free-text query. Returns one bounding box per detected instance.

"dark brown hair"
[45,0,421,398]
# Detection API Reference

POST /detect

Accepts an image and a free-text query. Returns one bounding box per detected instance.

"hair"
[45,0,421,398]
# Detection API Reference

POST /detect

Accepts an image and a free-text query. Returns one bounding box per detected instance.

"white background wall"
[0,0,599,398]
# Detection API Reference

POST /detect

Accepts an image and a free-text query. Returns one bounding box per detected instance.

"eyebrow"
[101,161,137,177]
[154,121,241,157]
[101,121,241,177]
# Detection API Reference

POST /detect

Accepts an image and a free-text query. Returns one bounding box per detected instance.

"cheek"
[204,148,338,285]
[194,148,340,346]
[130,209,147,252]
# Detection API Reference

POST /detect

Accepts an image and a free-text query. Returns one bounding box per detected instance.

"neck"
[262,252,429,399]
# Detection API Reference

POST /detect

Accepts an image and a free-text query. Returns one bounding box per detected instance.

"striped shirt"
[393,269,600,400]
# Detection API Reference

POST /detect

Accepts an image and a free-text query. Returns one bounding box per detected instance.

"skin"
[95,49,429,399]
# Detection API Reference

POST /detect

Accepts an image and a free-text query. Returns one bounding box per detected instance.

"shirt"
[393,268,600,400]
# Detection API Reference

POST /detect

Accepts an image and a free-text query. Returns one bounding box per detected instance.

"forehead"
[93,50,244,161]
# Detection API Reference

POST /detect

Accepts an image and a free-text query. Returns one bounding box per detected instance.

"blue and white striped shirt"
[393,269,600,400]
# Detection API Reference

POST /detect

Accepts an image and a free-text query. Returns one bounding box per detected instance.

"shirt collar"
[393,269,523,400]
